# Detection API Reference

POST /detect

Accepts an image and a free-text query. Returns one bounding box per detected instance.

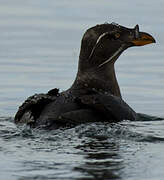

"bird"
[14,23,156,129]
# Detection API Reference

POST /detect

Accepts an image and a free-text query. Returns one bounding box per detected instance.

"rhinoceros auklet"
[14,23,155,129]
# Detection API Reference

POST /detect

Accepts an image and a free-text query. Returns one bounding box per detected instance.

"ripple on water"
[0,117,164,180]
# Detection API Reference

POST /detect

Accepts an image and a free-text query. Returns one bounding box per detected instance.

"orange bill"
[132,32,156,46]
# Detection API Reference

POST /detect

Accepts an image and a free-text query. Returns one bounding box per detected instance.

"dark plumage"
[14,23,155,129]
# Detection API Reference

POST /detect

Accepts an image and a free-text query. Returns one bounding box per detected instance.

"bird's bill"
[132,32,156,46]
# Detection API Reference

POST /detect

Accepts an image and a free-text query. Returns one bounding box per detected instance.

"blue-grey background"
[0,0,164,117]
[0,1,164,180]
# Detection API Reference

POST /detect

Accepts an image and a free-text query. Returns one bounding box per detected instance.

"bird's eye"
[115,33,120,39]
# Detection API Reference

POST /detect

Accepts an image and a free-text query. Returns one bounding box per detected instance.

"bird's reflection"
[74,138,123,180]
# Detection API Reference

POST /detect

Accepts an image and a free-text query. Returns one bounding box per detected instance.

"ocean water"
[0,0,164,179]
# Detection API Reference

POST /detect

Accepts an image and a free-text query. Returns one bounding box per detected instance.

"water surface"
[0,1,164,179]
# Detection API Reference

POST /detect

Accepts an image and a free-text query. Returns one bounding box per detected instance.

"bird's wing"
[56,109,104,125]
[76,93,137,122]
[14,88,59,125]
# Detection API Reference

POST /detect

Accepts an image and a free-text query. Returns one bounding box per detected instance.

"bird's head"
[79,23,156,69]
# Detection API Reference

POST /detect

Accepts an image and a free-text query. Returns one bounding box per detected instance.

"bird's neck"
[71,60,121,97]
